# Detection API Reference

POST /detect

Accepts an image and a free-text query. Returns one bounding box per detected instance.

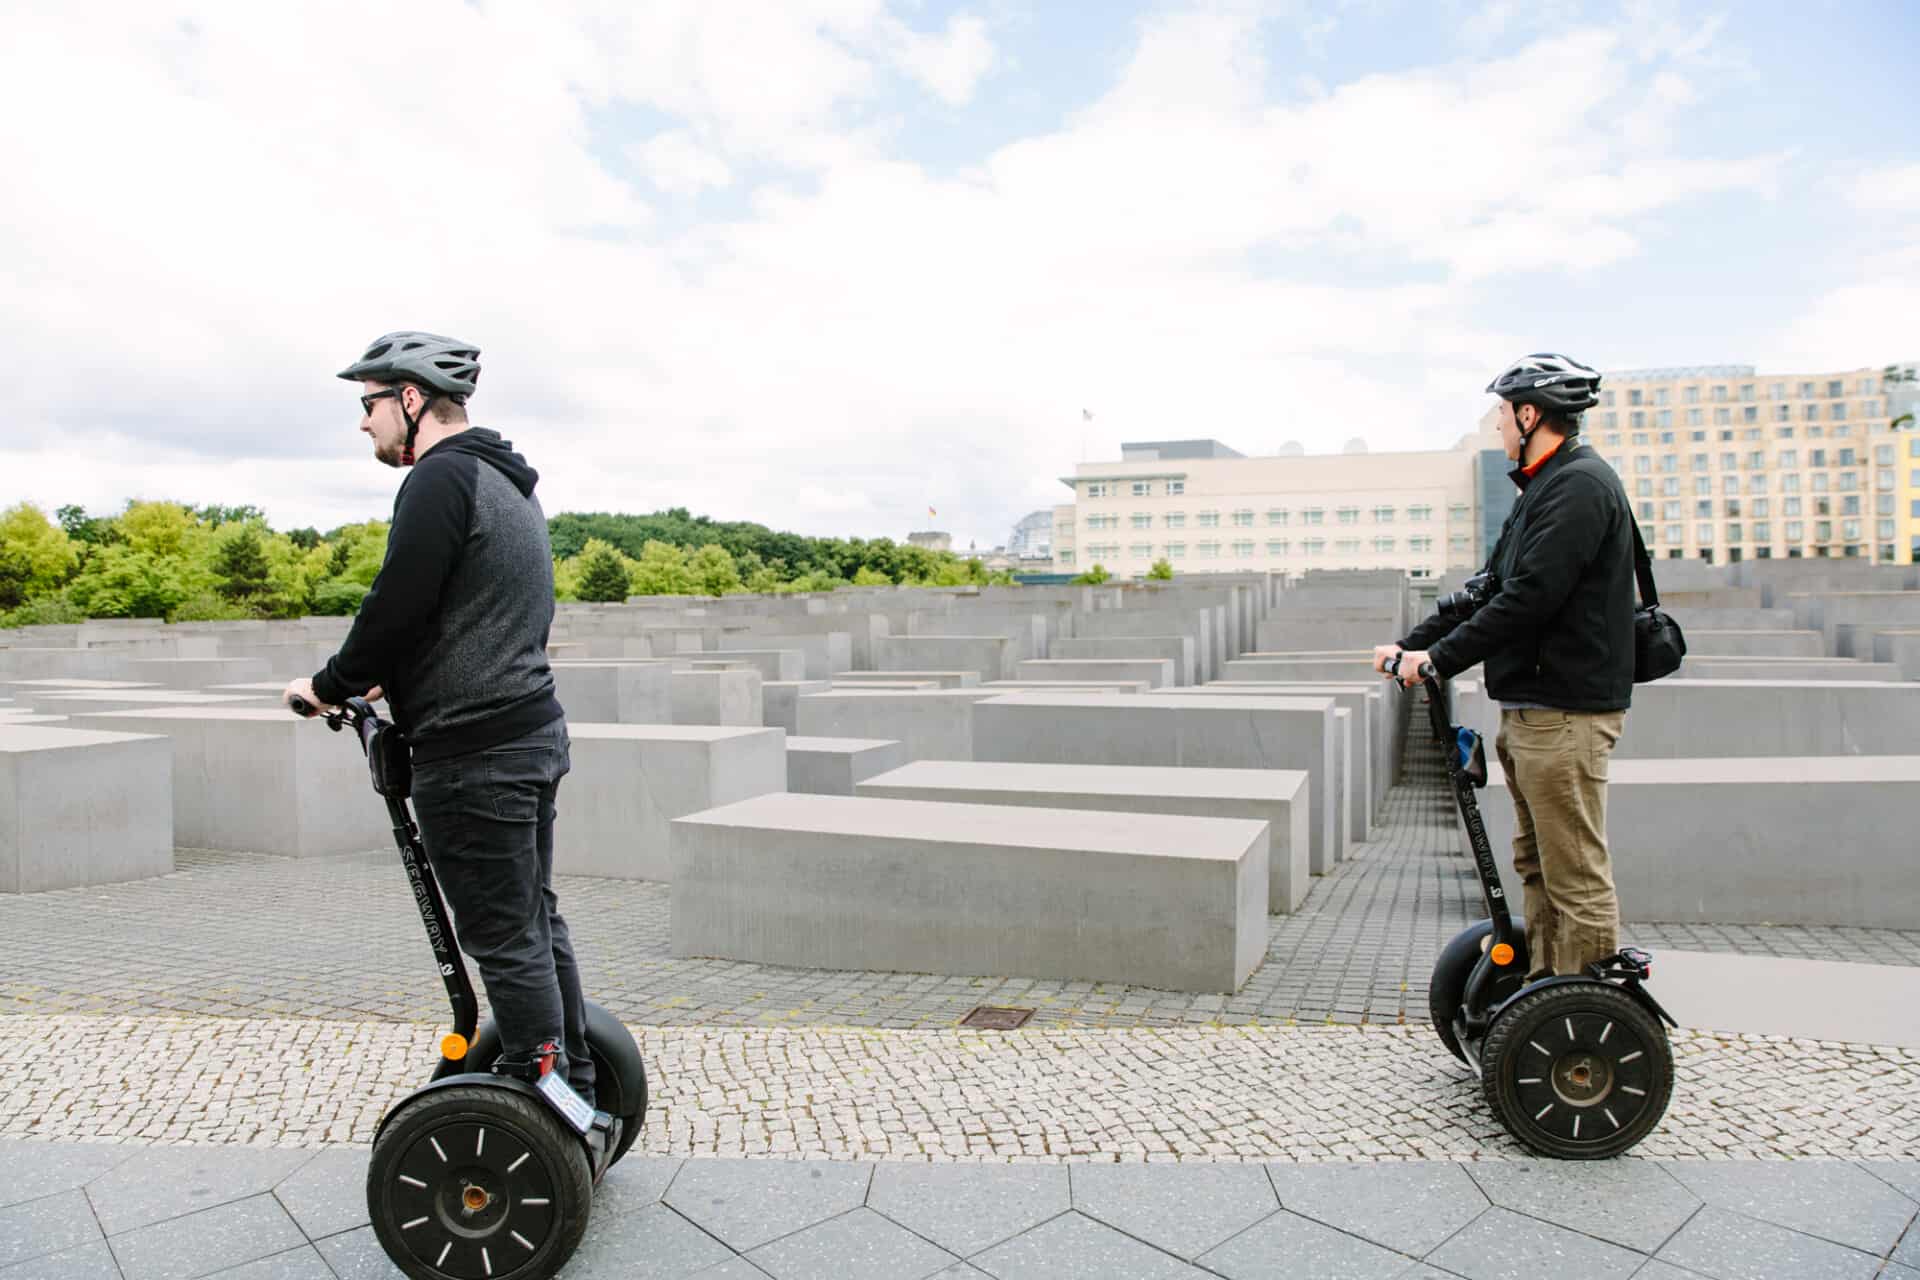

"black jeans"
[410,717,594,1107]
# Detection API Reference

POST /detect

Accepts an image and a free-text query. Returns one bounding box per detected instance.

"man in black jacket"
[1376,353,1636,979]
[283,332,603,1127]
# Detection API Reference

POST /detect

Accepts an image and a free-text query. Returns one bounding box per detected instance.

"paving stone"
[1860,1160,1920,1202]
[1896,1216,1920,1271]
[85,1146,313,1236]
[748,1206,959,1279]
[1466,1160,1701,1254]
[0,1140,137,1209]
[868,1163,1069,1256]
[690,1260,774,1279]
[311,1226,404,1279]
[664,1159,870,1252]
[1266,1161,1485,1255]
[1655,1205,1881,1279]
[1195,1208,1416,1278]
[1627,1264,1703,1280]
[566,1201,734,1279]
[108,1193,308,1280]
[204,1245,336,1278]
[270,1147,367,1240]
[0,1237,122,1279]
[1661,1160,1914,1255]
[1424,1206,1645,1280]
[1882,1261,1920,1280]
[970,1211,1213,1279]
[0,1188,102,1270]
[1069,1162,1277,1258]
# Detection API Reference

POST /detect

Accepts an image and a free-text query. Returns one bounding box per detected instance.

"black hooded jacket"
[312,428,563,762]
[1401,440,1638,712]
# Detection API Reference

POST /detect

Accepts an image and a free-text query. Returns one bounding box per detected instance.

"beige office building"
[1053,433,1495,581]
[1590,364,1918,564]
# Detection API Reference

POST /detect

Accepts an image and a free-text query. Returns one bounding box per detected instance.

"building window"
[1450,503,1471,523]
[1805,403,1820,421]
[1131,481,1151,497]
[1748,474,1767,494]
[1166,542,1185,558]
[1409,536,1433,552]
[1722,475,1739,494]
[1130,543,1153,558]
[1633,456,1651,474]
[1727,523,1743,542]
[1800,382,1815,398]
[1197,541,1219,558]
[1372,505,1396,522]
[1631,411,1646,429]
[1629,389,1644,406]
[1754,521,1771,541]
[1335,538,1361,553]
[1303,538,1325,556]
[1197,511,1220,527]
[1695,500,1713,518]
[1770,383,1786,401]
[1448,535,1470,552]
[1827,380,1845,398]
[1636,479,1653,497]
[1132,513,1153,529]
[1659,455,1677,473]
[1786,521,1803,540]
[1743,406,1758,423]
[1604,413,1618,429]
[1658,409,1673,428]
[1232,509,1254,527]
[1784,496,1802,516]
[1711,385,1728,402]
[1662,501,1682,519]
[1165,512,1187,529]
[1372,537,1395,552]
[1408,504,1433,521]
[1058,551,1074,566]
[1337,507,1360,524]
[1167,480,1184,495]
[1085,482,1108,497]
[1713,407,1731,425]
[1603,390,1616,406]
[1697,524,1714,543]
[1663,524,1682,543]
[1685,408,1702,426]
[1831,402,1848,421]
[1266,539,1288,555]
[1232,540,1254,557]
[1266,509,1288,526]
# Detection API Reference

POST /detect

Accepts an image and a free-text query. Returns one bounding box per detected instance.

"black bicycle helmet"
[1486,352,1601,418]
[337,331,481,400]
[338,331,481,465]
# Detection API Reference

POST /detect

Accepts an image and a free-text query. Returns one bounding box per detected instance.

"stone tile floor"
[2,1143,1915,1279]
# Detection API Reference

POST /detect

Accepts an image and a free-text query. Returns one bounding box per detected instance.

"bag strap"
[1627,514,1660,609]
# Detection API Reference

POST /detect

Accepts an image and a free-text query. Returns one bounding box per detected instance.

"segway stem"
[290,694,479,1075]
[1383,655,1519,954]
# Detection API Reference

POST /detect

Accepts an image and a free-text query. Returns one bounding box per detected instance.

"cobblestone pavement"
[3,1138,1918,1279]
[2,731,1915,1035]
[5,1016,1918,1164]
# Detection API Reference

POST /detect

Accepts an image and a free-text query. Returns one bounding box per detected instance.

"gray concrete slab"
[1613,680,1920,756]
[0,725,172,893]
[1647,950,1920,1049]
[796,689,995,762]
[784,735,910,795]
[1015,657,1175,687]
[1069,1163,1277,1260]
[830,670,980,688]
[552,660,675,723]
[1046,636,1194,686]
[762,679,832,734]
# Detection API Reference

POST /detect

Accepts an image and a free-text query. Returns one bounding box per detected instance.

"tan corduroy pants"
[1494,707,1628,979]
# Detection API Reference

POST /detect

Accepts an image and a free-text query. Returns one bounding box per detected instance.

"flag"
[1082,409,1093,421]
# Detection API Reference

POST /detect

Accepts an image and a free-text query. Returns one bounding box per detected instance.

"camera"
[1437,572,1497,622]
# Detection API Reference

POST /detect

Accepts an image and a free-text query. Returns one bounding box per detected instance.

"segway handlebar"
[288,693,383,755]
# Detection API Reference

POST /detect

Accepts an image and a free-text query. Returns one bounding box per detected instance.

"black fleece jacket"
[1402,440,1638,712]
[312,428,562,762]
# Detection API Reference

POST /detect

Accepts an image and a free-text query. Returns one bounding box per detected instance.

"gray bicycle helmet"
[1486,352,1601,418]
[337,331,481,399]
[337,331,480,465]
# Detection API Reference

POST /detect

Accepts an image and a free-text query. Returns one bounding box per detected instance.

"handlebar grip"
[288,694,316,718]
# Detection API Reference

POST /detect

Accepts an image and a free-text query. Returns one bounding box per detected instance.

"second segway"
[1385,656,1677,1158]
[293,694,646,1278]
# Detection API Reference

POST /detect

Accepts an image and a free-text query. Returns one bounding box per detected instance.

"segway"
[1383,658,1677,1158]
[291,694,647,1279]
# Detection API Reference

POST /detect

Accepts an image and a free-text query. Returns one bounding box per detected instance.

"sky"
[2,0,1916,552]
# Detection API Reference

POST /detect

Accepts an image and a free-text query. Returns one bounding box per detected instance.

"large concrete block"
[71,707,394,857]
[877,635,1013,683]
[1222,657,1379,683]
[1015,658,1174,688]
[1676,658,1905,682]
[116,658,274,689]
[831,670,981,688]
[558,724,787,880]
[1613,680,1920,757]
[743,632,854,681]
[1663,607,1797,632]
[1,726,173,892]
[1074,610,1214,682]
[0,649,127,681]
[551,661,674,723]
[857,760,1311,913]
[25,689,275,715]
[79,634,223,659]
[970,692,1340,874]
[796,689,996,762]
[670,669,764,726]
[906,611,1050,663]
[763,680,832,733]
[982,681,1150,693]
[1047,636,1194,686]
[1790,591,1920,656]
[1871,630,1920,680]
[209,641,339,675]
[701,649,807,682]
[1682,630,1824,658]
[670,792,1269,993]
[745,620,873,672]
[5,679,160,693]
[785,736,910,795]
[1478,756,1920,928]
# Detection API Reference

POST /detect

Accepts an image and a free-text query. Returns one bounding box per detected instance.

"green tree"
[574,538,635,602]
[851,566,892,586]
[311,579,370,615]
[1073,563,1112,585]
[66,545,193,618]
[56,504,115,546]
[0,503,79,607]
[628,540,696,595]
[689,543,743,596]
[211,523,273,602]
[1146,558,1174,580]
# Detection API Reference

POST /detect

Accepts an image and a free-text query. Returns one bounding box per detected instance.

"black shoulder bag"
[1629,519,1686,682]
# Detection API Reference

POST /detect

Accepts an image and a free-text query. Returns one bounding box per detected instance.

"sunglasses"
[360,389,401,416]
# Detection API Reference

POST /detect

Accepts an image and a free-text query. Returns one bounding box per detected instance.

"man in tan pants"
[1379,353,1638,978]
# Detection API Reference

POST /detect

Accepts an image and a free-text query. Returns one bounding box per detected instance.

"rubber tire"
[463,1002,647,1168]
[1480,981,1674,1159]
[368,1084,592,1280]
[1429,920,1493,1062]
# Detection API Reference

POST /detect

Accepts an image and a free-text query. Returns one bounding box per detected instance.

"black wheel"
[462,1001,647,1168]
[368,1085,592,1280]
[1480,982,1673,1159]
[1429,921,1492,1062]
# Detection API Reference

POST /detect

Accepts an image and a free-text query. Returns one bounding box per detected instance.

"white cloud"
[0,1,1782,550]
[1850,163,1920,214]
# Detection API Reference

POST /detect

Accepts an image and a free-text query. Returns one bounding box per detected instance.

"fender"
[372,1073,572,1147]
[1502,974,1680,1030]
